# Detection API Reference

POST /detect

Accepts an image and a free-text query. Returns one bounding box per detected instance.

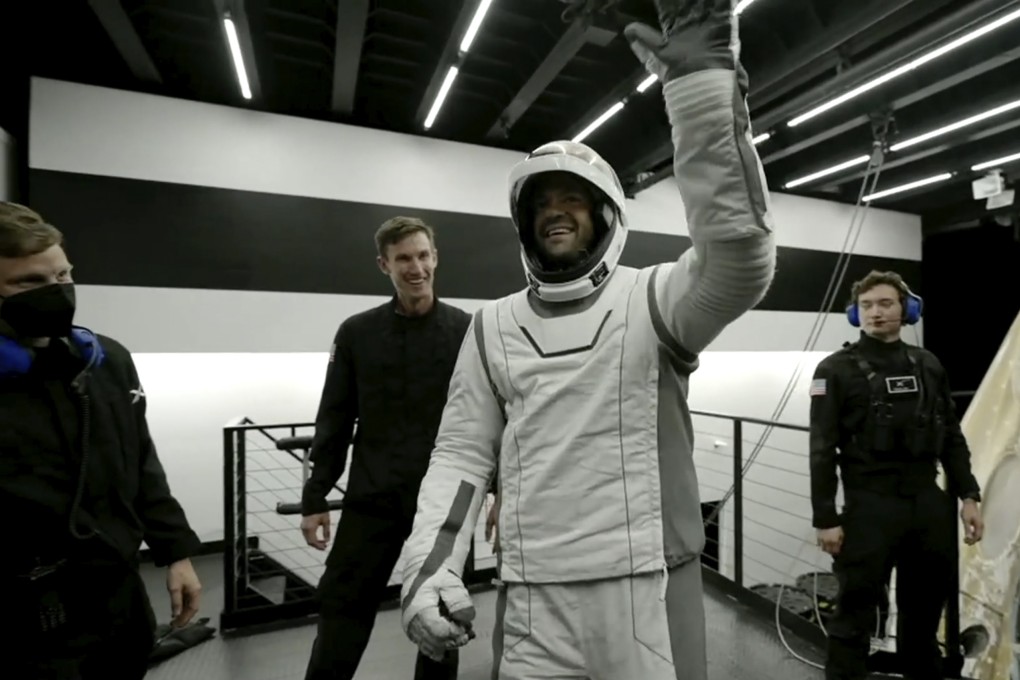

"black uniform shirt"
[302,297,471,520]
[0,333,201,573]
[808,333,981,529]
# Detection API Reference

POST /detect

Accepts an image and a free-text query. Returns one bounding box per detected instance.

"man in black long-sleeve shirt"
[808,270,984,680]
[1,202,202,679]
[300,216,471,680]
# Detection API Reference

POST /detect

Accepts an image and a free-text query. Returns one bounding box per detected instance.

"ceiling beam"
[753,0,1020,134]
[331,0,369,116]
[863,134,1020,207]
[618,0,935,190]
[764,48,1020,184]
[563,64,648,142]
[485,13,616,140]
[414,0,486,128]
[212,0,262,101]
[625,0,1020,190]
[749,0,922,112]
[87,0,162,84]
[817,105,1020,192]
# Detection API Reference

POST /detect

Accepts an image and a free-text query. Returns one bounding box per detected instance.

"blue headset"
[0,327,105,379]
[846,284,923,328]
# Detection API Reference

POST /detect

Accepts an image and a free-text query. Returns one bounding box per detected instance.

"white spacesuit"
[400,1,777,678]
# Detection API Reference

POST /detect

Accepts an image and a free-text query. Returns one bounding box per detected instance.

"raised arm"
[627,0,777,358]
[400,310,505,635]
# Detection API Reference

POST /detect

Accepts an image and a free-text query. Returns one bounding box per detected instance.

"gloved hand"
[402,568,477,661]
[624,0,747,94]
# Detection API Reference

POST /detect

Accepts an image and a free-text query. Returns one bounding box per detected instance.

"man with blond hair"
[1,201,202,679]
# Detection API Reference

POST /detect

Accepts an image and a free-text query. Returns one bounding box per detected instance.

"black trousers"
[8,561,156,680]
[304,508,459,680]
[825,483,957,680]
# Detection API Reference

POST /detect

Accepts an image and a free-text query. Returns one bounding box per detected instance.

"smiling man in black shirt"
[300,216,471,680]
[809,270,984,680]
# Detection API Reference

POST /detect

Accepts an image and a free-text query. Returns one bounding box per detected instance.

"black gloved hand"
[624,0,748,93]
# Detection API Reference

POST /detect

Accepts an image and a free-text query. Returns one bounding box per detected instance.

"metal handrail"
[690,409,808,432]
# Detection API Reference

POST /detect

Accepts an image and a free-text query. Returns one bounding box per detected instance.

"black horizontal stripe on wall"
[29,169,920,311]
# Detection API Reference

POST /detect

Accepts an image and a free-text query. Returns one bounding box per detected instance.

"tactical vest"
[849,344,947,461]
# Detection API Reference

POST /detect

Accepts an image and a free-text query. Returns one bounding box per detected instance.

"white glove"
[401,568,476,661]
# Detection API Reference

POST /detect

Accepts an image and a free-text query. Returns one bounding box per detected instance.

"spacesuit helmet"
[507,140,628,303]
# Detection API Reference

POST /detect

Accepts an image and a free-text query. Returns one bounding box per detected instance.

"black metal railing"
[219,412,968,677]
[219,418,497,635]
[690,408,967,679]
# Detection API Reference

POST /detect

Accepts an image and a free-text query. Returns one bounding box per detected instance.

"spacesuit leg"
[577,561,706,680]
[492,582,588,680]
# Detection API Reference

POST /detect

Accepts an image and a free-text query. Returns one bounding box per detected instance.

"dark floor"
[140,554,827,679]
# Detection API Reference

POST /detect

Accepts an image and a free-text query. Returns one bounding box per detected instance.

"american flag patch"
[809,378,827,397]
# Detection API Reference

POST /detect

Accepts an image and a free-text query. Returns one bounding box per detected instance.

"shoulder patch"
[809,378,827,397]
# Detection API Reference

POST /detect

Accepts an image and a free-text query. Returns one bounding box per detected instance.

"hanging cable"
[701,136,885,526]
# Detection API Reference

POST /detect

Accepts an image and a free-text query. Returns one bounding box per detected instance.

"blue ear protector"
[846,286,923,328]
[0,327,105,378]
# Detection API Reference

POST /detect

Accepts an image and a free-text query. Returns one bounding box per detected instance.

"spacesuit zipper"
[659,563,669,602]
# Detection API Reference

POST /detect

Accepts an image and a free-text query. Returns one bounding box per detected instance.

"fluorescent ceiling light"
[424,66,459,129]
[863,172,954,202]
[752,132,771,145]
[784,155,871,189]
[460,0,495,53]
[972,150,1020,172]
[735,0,759,14]
[789,7,1020,128]
[891,98,1020,152]
[223,18,252,100]
[573,101,625,143]
[636,74,658,93]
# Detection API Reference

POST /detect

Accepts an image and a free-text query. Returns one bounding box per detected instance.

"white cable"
[757,146,890,669]
[704,141,887,531]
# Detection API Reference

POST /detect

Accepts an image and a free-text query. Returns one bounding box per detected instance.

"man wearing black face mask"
[0,201,203,680]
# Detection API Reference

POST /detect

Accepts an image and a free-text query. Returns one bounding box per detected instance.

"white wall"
[28,77,924,590]
[0,125,14,202]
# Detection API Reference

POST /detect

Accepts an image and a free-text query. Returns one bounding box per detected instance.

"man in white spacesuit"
[399,0,777,677]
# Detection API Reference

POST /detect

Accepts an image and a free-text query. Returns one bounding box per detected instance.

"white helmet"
[507,140,628,303]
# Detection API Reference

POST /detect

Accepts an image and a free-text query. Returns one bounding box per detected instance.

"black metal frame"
[690,408,968,679]
[219,419,497,636]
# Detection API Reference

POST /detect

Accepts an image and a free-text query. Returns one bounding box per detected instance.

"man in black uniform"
[809,270,985,680]
[0,201,203,679]
[300,216,471,680]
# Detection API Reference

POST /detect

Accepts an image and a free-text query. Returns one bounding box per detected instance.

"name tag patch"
[886,375,918,394]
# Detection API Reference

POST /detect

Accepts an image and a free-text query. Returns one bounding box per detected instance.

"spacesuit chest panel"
[487,266,667,582]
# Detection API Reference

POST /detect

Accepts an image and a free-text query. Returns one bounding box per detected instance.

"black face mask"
[0,283,77,338]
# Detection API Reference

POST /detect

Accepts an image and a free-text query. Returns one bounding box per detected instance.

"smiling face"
[528,172,596,267]
[377,230,437,301]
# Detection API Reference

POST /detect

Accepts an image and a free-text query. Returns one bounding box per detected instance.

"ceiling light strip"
[223,18,252,100]
[789,6,1020,128]
[863,172,954,202]
[423,0,497,129]
[972,150,1020,171]
[890,98,1020,151]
